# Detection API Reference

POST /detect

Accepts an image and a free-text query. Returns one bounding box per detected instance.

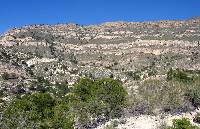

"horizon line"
[1,15,200,35]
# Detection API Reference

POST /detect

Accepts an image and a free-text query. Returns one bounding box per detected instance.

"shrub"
[167,118,200,129]
[94,78,128,111]
[72,78,128,127]
[1,93,74,129]
[74,78,127,115]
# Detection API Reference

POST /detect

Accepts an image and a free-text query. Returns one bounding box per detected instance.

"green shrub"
[73,78,95,102]
[1,77,128,129]
[74,78,127,115]
[1,93,74,129]
[72,78,128,127]
[94,78,128,111]
[167,118,200,129]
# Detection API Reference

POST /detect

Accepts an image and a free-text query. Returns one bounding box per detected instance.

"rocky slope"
[0,17,200,128]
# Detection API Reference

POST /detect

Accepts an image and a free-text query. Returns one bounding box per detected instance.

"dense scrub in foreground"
[0,78,127,129]
[1,69,200,129]
[1,93,74,129]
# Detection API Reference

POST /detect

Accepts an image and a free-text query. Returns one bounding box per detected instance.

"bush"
[74,78,127,115]
[1,77,127,129]
[94,78,128,111]
[167,118,200,129]
[72,78,128,127]
[1,93,74,129]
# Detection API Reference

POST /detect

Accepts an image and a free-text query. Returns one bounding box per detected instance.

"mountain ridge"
[0,17,200,129]
[2,16,200,36]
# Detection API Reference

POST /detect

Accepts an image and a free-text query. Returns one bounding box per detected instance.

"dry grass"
[128,77,200,115]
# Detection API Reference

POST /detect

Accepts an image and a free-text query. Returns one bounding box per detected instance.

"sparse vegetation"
[128,68,200,114]
[128,79,190,114]
[166,69,200,108]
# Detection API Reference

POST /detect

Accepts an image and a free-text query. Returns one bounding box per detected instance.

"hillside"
[0,18,200,129]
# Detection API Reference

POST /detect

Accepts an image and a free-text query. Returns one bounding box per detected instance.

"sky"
[0,0,200,34]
